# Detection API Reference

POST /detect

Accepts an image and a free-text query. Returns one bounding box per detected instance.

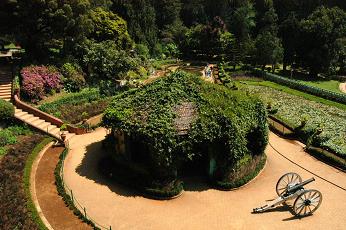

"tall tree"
[297,6,346,76]
[1,0,94,60]
[112,0,158,48]
[255,31,283,71]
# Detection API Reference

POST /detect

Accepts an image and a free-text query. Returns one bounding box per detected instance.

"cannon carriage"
[253,172,322,217]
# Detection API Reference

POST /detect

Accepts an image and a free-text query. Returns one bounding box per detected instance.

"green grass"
[240,80,346,111]
[299,80,342,93]
[23,137,54,230]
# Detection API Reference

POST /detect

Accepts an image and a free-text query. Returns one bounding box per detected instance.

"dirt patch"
[35,145,91,230]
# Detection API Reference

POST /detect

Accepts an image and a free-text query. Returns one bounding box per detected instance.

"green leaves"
[103,71,268,177]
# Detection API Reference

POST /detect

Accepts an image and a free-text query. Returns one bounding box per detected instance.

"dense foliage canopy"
[103,71,268,180]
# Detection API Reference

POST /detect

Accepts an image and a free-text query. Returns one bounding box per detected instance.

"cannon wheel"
[276,172,302,196]
[293,189,322,217]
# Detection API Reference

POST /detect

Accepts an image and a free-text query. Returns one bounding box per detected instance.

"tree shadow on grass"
[75,140,139,198]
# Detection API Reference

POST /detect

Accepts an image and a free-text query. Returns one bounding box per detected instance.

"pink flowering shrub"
[21,65,62,102]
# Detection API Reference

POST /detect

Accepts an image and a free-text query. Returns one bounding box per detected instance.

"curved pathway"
[34,144,91,230]
[340,82,346,93]
[63,128,346,230]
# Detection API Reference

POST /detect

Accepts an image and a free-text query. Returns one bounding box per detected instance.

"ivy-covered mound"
[102,71,268,197]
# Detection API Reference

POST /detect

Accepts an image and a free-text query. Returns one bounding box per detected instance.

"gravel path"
[63,128,346,230]
[340,82,346,93]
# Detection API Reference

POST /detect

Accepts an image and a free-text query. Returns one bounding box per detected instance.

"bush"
[21,65,63,102]
[60,63,86,92]
[0,98,14,121]
[0,129,17,147]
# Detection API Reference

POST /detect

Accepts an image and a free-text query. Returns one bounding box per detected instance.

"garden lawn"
[240,83,346,157]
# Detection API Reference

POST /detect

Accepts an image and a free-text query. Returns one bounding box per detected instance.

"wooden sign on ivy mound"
[102,71,268,198]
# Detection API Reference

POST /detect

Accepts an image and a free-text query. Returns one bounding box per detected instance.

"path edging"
[29,140,55,230]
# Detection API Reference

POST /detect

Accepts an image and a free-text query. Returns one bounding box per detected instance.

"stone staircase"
[0,66,12,101]
[0,66,75,141]
[14,107,75,141]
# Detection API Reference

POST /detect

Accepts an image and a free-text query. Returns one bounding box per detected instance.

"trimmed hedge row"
[253,69,346,104]
[23,137,54,230]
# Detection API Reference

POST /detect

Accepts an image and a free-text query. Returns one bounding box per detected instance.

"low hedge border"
[252,69,346,104]
[54,149,100,230]
[215,154,267,190]
[307,147,346,171]
[268,116,346,170]
[23,137,54,230]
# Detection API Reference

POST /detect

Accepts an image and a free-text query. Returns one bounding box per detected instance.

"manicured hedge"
[253,69,346,104]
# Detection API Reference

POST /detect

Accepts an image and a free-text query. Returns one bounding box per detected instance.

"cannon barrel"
[287,177,315,193]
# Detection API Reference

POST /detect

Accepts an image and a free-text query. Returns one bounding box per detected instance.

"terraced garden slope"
[242,84,346,157]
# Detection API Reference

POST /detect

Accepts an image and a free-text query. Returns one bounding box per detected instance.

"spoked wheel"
[276,172,302,196]
[293,189,322,217]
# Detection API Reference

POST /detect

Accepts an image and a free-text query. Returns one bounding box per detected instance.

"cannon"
[253,172,322,217]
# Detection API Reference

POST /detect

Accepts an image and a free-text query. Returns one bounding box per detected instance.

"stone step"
[15,111,29,118]
[0,84,11,89]
[26,116,40,123]
[0,92,11,97]
[47,125,58,133]
[36,121,52,131]
[31,119,47,127]
[51,128,61,137]
[20,113,35,121]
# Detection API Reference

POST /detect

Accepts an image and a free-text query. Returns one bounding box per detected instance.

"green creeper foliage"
[103,71,268,181]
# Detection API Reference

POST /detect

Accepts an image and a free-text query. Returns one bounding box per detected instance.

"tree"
[82,40,139,82]
[1,0,94,60]
[112,0,158,49]
[90,7,133,49]
[297,6,346,76]
[279,12,300,70]
[255,31,283,71]
[228,2,256,42]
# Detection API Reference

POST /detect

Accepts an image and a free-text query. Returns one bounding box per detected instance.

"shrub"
[0,130,17,147]
[21,65,63,101]
[0,99,14,121]
[60,63,86,92]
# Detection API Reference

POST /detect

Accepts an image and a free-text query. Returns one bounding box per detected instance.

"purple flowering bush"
[21,65,62,102]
